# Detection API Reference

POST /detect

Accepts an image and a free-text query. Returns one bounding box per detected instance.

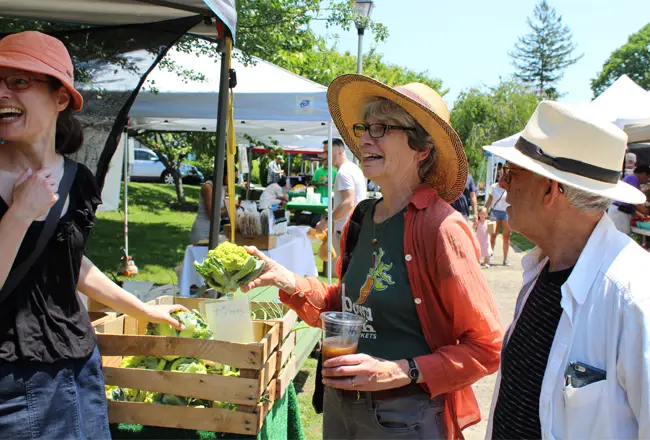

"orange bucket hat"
[0,31,83,111]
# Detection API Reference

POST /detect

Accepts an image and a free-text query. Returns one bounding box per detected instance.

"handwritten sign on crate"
[204,298,255,344]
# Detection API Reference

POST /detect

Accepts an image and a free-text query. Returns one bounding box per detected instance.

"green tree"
[510,0,582,99]
[277,38,446,93]
[450,78,539,175]
[133,132,194,205]
[591,23,650,97]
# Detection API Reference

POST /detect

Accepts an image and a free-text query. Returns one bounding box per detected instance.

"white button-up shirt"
[486,214,650,440]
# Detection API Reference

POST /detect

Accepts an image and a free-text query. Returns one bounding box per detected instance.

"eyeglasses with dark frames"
[0,73,51,91]
[353,123,416,139]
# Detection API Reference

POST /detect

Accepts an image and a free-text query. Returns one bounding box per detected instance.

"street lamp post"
[353,0,374,75]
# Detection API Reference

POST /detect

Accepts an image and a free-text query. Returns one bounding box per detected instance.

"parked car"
[130,148,204,185]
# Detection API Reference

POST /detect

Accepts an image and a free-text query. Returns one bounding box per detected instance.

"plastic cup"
[320,312,365,361]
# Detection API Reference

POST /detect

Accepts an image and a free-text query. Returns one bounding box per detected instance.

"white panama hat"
[484,100,646,205]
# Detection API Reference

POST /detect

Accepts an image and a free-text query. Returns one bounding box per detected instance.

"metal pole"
[327,121,334,284]
[356,27,364,75]
[123,132,129,256]
[246,146,252,201]
[209,35,232,249]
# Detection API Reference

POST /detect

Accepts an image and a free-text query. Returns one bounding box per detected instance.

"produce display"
[193,242,264,292]
[105,309,239,409]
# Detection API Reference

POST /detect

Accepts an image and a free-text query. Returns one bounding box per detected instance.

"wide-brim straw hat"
[484,100,646,205]
[327,74,467,202]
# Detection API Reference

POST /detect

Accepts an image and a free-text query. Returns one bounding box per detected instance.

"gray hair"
[362,97,437,183]
[562,184,612,213]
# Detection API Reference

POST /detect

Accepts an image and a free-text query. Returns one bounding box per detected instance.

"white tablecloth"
[179,226,318,296]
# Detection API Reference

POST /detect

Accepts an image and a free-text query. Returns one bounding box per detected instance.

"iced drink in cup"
[320,312,365,360]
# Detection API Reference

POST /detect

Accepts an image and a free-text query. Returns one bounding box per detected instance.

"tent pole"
[123,131,129,257]
[327,121,333,285]
[246,145,252,201]
[209,35,233,249]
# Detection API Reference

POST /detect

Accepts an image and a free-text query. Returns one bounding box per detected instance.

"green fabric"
[312,167,336,200]
[341,201,430,361]
[285,202,328,214]
[110,383,304,440]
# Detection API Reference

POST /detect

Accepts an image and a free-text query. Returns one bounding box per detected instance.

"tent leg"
[327,121,333,285]
[209,35,233,249]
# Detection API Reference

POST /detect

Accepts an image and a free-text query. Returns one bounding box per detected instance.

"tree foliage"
[276,38,446,93]
[591,23,650,98]
[133,132,196,205]
[510,0,582,99]
[450,78,539,175]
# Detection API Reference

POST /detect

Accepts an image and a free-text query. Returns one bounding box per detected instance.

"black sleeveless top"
[0,162,101,363]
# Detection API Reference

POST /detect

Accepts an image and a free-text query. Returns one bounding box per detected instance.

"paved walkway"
[463,235,529,440]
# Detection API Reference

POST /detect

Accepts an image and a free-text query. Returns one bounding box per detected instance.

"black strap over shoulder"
[0,158,78,305]
[312,198,375,414]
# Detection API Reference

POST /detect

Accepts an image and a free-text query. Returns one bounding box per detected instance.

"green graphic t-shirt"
[312,166,337,200]
[340,201,430,361]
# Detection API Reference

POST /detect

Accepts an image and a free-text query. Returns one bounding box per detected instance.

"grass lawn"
[510,231,535,252]
[86,182,201,285]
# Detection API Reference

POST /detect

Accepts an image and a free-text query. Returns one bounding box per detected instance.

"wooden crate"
[96,310,282,435]
[157,297,298,374]
[223,225,277,250]
[88,311,116,327]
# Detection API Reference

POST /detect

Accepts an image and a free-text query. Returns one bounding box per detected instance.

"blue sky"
[311,0,650,107]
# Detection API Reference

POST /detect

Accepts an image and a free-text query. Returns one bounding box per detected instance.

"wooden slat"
[94,314,125,335]
[277,332,296,371]
[258,324,280,365]
[257,379,278,431]
[103,367,261,406]
[275,356,298,400]
[107,401,262,436]
[89,311,116,327]
[96,335,265,369]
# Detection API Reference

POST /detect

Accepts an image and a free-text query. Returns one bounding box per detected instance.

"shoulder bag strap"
[0,158,78,304]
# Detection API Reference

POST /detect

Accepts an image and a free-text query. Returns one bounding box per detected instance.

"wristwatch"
[407,358,419,385]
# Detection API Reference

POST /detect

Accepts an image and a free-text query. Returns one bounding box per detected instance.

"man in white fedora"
[483,101,650,439]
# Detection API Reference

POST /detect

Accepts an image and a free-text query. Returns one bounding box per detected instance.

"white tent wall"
[0,0,236,38]
[98,135,126,212]
[483,75,650,187]
[124,49,337,143]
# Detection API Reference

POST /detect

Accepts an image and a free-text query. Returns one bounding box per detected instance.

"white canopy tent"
[0,0,236,38]
[107,48,340,150]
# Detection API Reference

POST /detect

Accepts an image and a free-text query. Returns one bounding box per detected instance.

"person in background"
[484,101,650,440]
[0,31,186,439]
[607,165,650,234]
[318,138,367,267]
[259,176,287,209]
[486,166,511,265]
[190,169,230,244]
[313,147,337,201]
[241,75,502,439]
[473,206,492,268]
[451,157,478,222]
[266,155,284,185]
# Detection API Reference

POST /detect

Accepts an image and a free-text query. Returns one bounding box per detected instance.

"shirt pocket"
[563,380,609,439]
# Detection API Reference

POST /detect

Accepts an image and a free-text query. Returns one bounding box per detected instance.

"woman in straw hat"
[0,32,187,438]
[242,74,503,439]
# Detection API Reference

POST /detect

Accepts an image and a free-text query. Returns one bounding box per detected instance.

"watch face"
[409,368,419,380]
